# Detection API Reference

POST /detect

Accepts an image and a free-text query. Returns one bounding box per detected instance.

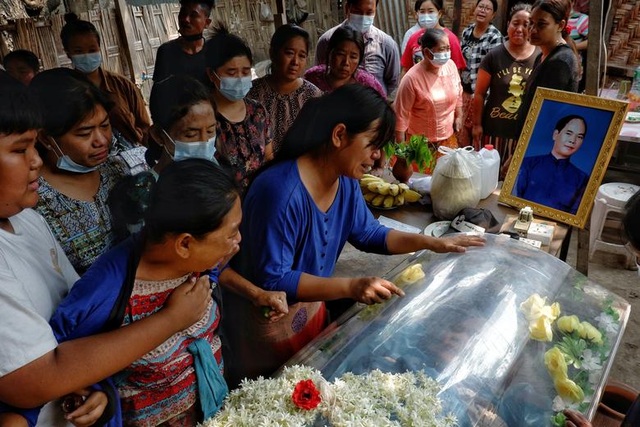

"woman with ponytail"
[49,160,240,426]
[518,0,580,133]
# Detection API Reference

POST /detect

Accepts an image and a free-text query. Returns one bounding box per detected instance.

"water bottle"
[628,66,640,112]
[478,144,500,199]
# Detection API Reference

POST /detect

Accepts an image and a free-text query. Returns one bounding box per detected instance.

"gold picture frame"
[500,88,628,228]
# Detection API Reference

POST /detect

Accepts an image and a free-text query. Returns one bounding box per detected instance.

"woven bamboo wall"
[210,0,337,63]
[1,7,130,77]
[607,0,640,68]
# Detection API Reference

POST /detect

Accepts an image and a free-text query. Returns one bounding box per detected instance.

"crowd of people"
[0,0,630,425]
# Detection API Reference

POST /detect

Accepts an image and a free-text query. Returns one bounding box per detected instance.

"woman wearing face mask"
[248,24,322,153]
[459,0,504,147]
[61,13,150,149]
[472,3,539,177]
[145,75,219,174]
[31,68,147,274]
[304,25,386,97]
[113,74,288,322]
[395,29,462,150]
[400,0,465,74]
[205,24,273,190]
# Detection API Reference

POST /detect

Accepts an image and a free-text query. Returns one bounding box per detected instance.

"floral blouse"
[247,77,321,153]
[35,148,146,274]
[215,98,273,190]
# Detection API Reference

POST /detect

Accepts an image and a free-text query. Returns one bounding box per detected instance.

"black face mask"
[181,33,203,42]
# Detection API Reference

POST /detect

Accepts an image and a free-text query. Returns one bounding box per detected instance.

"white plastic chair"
[589,182,640,269]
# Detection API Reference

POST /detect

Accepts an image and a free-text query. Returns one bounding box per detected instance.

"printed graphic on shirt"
[490,65,533,121]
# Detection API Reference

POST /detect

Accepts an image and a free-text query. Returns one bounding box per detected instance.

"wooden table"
[334,188,571,281]
[374,189,570,258]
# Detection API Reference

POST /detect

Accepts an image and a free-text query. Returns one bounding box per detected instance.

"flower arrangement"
[519,294,621,426]
[200,365,456,427]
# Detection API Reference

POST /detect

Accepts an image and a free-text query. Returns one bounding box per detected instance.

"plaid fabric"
[460,24,504,93]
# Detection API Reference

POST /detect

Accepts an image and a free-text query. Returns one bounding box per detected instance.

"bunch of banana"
[360,174,422,208]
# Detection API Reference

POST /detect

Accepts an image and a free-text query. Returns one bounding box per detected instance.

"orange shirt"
[394,60,462,142]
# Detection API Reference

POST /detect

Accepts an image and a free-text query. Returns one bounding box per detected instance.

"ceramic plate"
[626,112,640,123]
[423,221,451,237]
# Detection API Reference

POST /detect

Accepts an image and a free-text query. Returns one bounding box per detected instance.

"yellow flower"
[579,321,603,345]
[544,347,568,380]
[554,377,585,403]
[520,294,547,322]
[529,316,553,341]
[520,294,560,325]
[557,315,581,334]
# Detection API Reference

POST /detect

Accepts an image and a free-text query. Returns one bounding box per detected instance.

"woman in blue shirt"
[225,84,485,385]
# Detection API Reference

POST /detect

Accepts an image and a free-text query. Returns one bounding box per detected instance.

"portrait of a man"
[500,88,627,228]
[515,115,589,215]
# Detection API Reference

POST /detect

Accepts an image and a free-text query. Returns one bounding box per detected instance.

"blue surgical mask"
[349,13,375,33]
[71,52,102,74]
[50,138,98,173]
[163,129,218,162]
[418,12,439,29]
[428,49,451,67]
[215,73,253,101]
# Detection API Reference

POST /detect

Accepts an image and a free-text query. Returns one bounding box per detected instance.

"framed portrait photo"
[500,88,628,228]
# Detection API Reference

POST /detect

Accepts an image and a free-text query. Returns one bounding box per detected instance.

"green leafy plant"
[383,134,435,173]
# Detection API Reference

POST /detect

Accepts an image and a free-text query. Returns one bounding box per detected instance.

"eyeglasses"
[477,5,493,11]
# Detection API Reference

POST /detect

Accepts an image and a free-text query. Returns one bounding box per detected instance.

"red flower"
[291,379,322,410]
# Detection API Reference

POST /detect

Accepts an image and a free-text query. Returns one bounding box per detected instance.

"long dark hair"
[0,76,42,134]
[145,159,240,243]
[325,25,365,67]
[276,84,395,162]
[30,68,113,139]
[146,75,213,167]
[60,13,101,50]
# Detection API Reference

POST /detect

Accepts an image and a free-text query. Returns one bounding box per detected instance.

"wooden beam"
[114,0,137,82]
[452,0,462,36]
[274,0,287,28]
[585,0,603,95]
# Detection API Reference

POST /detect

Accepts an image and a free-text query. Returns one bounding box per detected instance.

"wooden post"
[274,0,287,28]
[585,0,603,95]
[114,0,137,82]
[452,0,462,36]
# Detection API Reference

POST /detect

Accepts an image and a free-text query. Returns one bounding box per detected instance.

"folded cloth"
[188,338,229,419]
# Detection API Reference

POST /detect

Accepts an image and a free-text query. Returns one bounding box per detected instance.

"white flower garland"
[200,366,456,427]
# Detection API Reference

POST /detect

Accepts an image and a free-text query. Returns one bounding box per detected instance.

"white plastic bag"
[430,146,481,220]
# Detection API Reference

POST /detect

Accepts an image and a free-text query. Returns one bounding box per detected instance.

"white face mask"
[349,13,375,33]
[163,129,218,162]
[418,12,439,29]
[427,49,451,67]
